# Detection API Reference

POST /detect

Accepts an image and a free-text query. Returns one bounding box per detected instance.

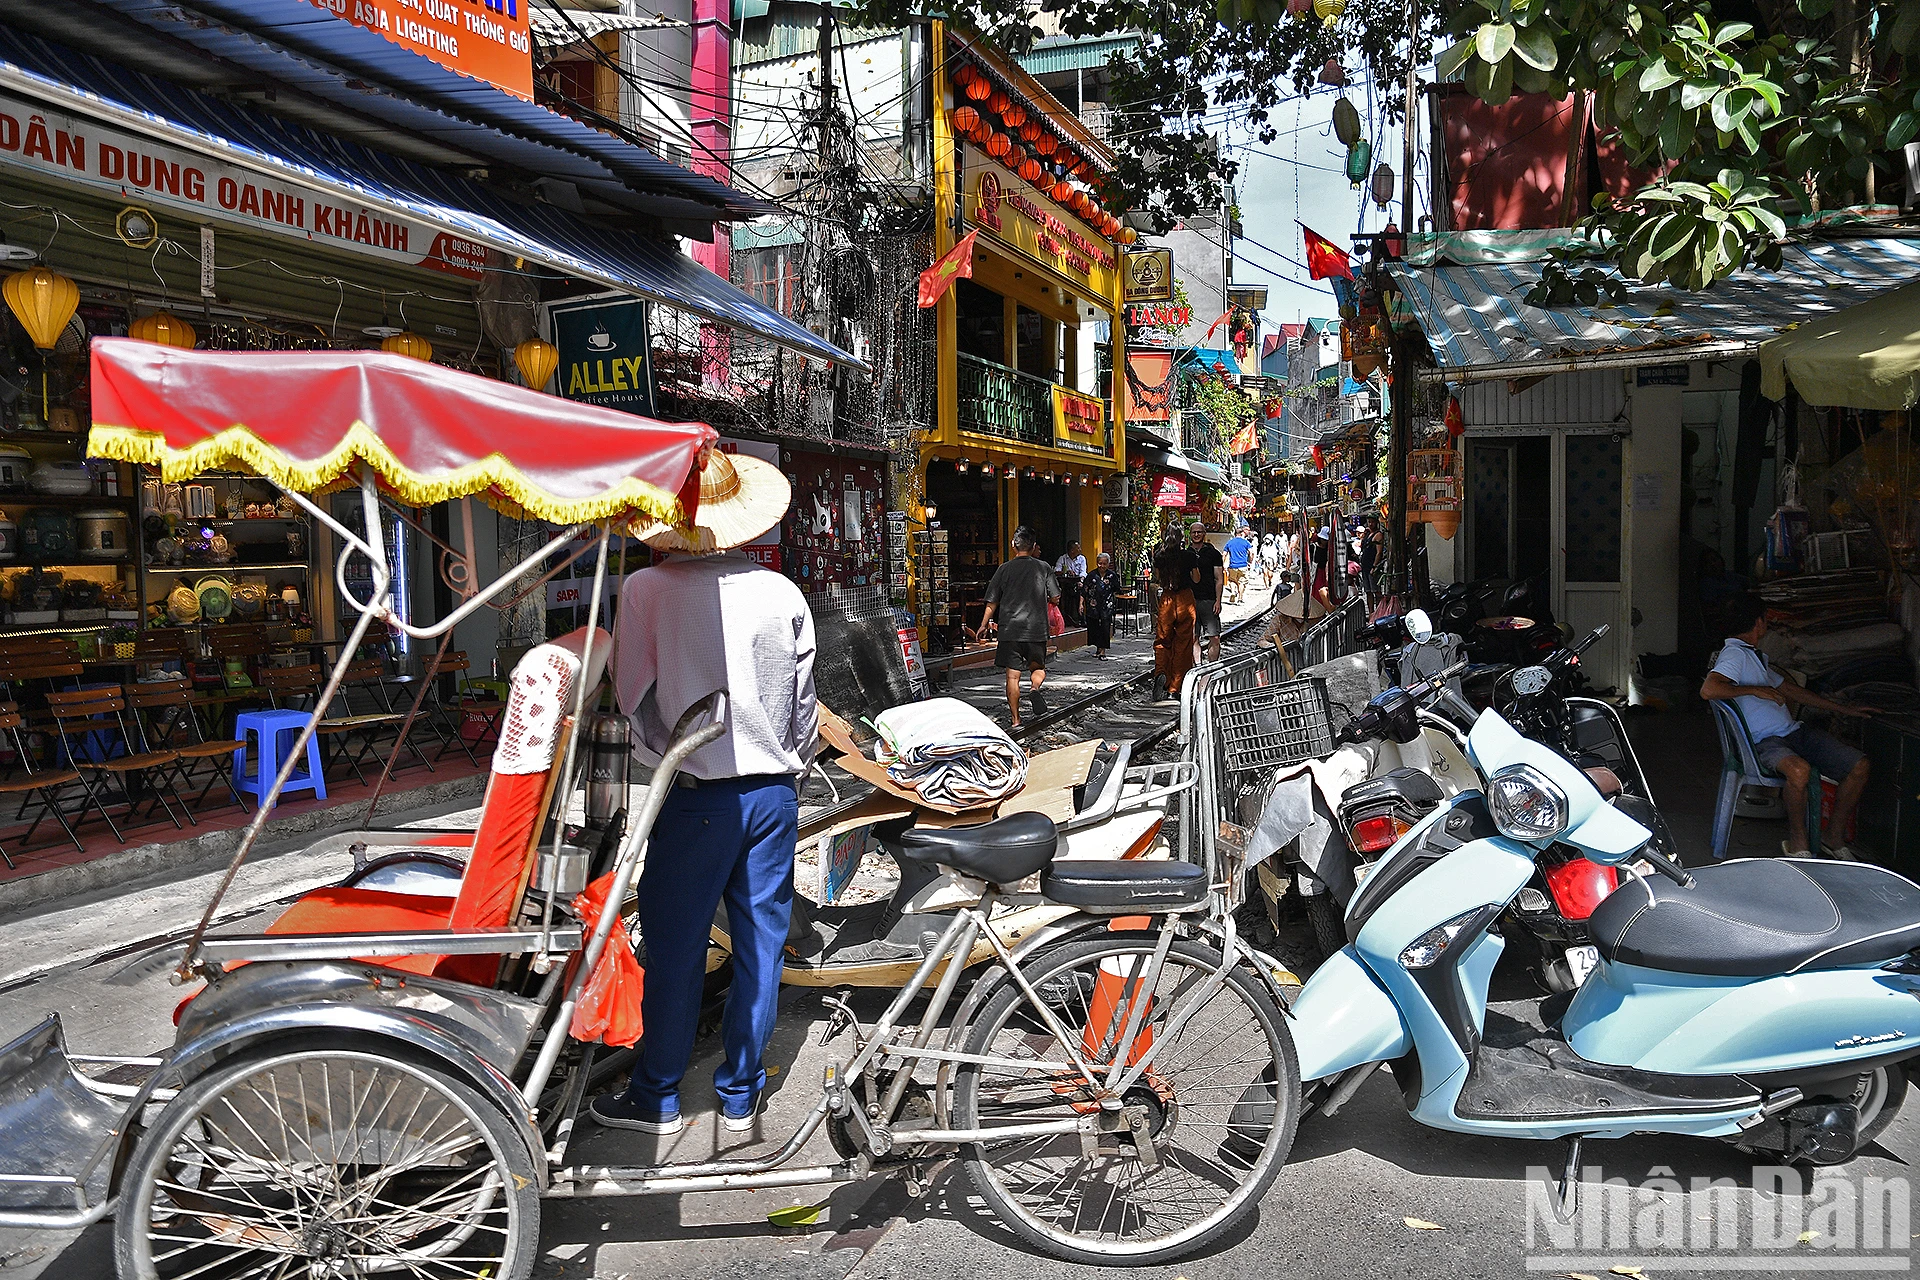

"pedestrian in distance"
[1223,525,1252,604]
[1189,520,1225,664]
[1054,539,1086,625]
[1700,592,1878,859]
[1083,550,1120,659]
[1152,527,1200,701]
[978,525,1060,729]
[591,448,816,1138]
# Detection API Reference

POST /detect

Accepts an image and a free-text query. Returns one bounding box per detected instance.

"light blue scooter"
[1287,683,1920,1211]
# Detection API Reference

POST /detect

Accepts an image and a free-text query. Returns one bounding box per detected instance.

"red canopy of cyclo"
[86,339,715,527]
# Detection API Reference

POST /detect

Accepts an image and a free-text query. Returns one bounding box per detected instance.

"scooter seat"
[1591,858,1920,978]
[896,810,1058,885]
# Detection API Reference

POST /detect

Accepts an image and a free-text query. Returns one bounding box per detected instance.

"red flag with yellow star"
[1229,421,1259,455]
[1301,225,1354,281]
[918,230,979,308]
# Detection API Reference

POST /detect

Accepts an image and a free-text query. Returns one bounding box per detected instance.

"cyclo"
[0,340,1300,1277]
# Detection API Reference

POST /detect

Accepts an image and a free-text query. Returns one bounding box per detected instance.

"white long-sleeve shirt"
[611,551,818,781]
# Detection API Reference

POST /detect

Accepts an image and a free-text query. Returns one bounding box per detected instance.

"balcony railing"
[957,353,1059,449]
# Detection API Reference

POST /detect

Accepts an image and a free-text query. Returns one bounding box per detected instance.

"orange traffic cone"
[1083,953,1155,1068]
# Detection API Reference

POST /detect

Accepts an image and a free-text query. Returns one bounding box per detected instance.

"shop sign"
[966,156,1117,300]
[552,296,655,416]
[1125,303,1192,330]
[1052,386,1106,449]
[304,0,534,101]
[1119,349,1174,423]
[0,91,486,280]
[1122,249,1173,302]
[1152,474,1187,507]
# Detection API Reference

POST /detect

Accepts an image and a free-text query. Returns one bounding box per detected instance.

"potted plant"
[103,623,138,660]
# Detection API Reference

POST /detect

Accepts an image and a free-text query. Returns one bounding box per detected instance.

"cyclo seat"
[1590,858,1920,978]
[896,810,1058,885]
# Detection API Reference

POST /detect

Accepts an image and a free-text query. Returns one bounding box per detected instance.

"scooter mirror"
[1406,609,1434,644]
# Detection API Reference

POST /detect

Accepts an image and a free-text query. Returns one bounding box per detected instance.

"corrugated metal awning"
[0,32,864,369]
[1016,36,1139,76]
[1389,236,1920,383]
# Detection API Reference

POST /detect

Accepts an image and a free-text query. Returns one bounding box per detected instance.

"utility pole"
[1387,0,1417,595]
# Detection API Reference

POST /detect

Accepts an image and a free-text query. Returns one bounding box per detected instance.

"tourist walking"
[1083,551,1120,659]
[1152,528,1199,700]
[1190,521,1225,664]
[1054,539,1086,625]
[978,525,1060,728]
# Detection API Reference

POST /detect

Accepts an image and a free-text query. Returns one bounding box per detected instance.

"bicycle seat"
[895,811,1058,885]
[1591,858,1920,978]
[1041,859,1209,913]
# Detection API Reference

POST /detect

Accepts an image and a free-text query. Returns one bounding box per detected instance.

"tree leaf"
[768,1202,829,1227]
[1680,81,1716,111]
[1893,1,1920,56]
[1476,23,1516,65]
[1436,37,1478,82]
[1891,110,1920,150]
[1511,22,1557,71]
[1488,52,1514,103]
[1651,214,1695,261]
[1404,1217,1445,1231]
[1711,21,1754,46]
[1639,60,1681,93]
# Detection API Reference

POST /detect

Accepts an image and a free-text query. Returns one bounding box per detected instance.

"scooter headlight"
[1487,764,1569,842]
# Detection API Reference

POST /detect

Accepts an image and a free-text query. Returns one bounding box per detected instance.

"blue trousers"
[628,774,798,1112]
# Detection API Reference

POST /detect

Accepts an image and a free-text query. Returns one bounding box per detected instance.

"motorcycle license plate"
[1565,944,1600,987]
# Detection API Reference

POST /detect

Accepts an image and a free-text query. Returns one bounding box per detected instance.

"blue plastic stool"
[232,709,326,809]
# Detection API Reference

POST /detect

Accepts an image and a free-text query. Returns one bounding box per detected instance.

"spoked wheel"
[951,936,1298,1266]
[116,1047,540,1280]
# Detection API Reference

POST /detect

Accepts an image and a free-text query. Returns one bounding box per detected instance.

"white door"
[1556,432,1631,695]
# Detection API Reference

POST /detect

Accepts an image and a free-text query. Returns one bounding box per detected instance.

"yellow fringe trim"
[89,421,689,528]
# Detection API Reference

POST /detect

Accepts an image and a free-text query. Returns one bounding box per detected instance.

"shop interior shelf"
[145,561,312,573]
[0,558,132,569]
[0,432,88,445]
[0,493,136,508]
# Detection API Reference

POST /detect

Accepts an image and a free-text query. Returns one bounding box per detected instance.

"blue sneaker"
[721,1093,760,1133]
[589,1091,684,1134]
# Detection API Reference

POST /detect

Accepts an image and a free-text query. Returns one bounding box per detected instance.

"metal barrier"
[1280,594,1367,672]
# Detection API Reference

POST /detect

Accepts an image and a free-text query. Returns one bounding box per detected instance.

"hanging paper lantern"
[953,105,980,133]
[988,90,1010,115]
[1020,122,1041,143]
[1074,192,1096,220]
[1332,97,1362,148]
[128,309,197,349]
[2,268,78,351]
[1002,103,1026,128]
[1019,157,1044,182]
[1287,0,1312,12]
[1003,144,1026,170]
[965,76,991,102]
[382,331,433,361]
[514,337,560,391]
[1051,179,1073,203]
[1034,133,1057,157]
[968,122,993,144]
[1120,225,1138,244]
[953,63,978,86]
[987,132,1012,158]
[1345,139,1372,187]
[1313,0,1346,22]
[1318,57,1348,87]
[1212,360,1229,374]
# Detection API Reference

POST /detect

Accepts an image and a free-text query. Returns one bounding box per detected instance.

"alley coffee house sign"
[967,156,1117,301]
[0,92,489,281]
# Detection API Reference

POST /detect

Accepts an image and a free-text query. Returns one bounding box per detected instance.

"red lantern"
[987,131,1012,158]
[952,105,979,133]
[1034,133,1057,157]
[1002,103,1026,128]
[965,76,991,102]
[1019,157,1043,182]
[989,90,1010,115]
[1074,192,1095,220]
[1212,360,1229,374]
[1051,179,1073,203]
[1004,144,1025,169]
[1020,121,1041,143]
[954,63,978,85]
[1119,225,1138,244]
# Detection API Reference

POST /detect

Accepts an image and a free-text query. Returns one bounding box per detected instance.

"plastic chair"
[1709,699,1820,859]
[232,708,326,808]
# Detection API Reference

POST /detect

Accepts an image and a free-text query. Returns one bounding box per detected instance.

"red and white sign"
[1152,474,1187,507]
[0,93,487,280]
[305,0,534,101]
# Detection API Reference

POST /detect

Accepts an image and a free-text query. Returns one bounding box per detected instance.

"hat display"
[628,448,791,554]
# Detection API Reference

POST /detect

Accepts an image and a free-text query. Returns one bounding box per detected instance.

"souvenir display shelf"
[0,428,143,637]
[138,468,317,636]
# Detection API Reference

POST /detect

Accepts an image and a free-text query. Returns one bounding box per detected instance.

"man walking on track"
[1190,521,1226,665]
[1223,526,1251,603]
[592,447,816,1138]
[1153,528,1200,701]
[978,525,1059,729]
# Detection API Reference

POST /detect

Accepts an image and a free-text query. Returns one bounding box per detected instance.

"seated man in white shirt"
[1700,593,1877,859]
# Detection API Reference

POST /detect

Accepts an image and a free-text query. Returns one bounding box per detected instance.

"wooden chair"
[44,686,189,841]
[0,704,84,868]
[260,662,407,786]
[420,649,506,766]
[193,624,271,734]
[127,677,249,815]
[342,658,435,777]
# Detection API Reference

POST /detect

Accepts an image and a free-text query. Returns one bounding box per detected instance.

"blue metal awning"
[77,0,770,229]
[0,30,863,369]
[1389,235,1920,383]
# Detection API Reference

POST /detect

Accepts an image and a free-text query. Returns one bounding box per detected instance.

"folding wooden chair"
[127,677,250,815]
[194,624,270,736]
[423,649,506,766]
[44,686,190,841]
[0,704,84,868]
[261,662,410,786]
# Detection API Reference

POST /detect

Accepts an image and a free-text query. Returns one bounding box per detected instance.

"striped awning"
[1388,235,1920,383]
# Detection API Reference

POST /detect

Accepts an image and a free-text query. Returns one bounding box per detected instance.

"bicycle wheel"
[116,1045,540,1280]
[951,935,1298,1266]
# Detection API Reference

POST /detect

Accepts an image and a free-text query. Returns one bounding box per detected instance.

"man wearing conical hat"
[592,447,816,1138]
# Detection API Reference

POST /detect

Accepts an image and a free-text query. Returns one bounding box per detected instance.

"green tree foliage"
[851,0,1915,293]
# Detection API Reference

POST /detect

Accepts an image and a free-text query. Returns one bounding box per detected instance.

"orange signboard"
[305,0,534,101]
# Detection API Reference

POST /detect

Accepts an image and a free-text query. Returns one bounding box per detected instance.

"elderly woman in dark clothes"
[1082,551,1121,659]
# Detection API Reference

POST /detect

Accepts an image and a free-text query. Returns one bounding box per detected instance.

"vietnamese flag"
[1229,422,1259,455]
[1301,225,1354,281]
[918,230,978,308]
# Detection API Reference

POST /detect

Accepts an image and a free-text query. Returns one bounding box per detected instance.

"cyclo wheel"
[951,935,1298,1266]
[116,1045,540,1280]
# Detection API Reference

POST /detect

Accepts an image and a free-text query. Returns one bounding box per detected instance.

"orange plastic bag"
[569,871,645,1047]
